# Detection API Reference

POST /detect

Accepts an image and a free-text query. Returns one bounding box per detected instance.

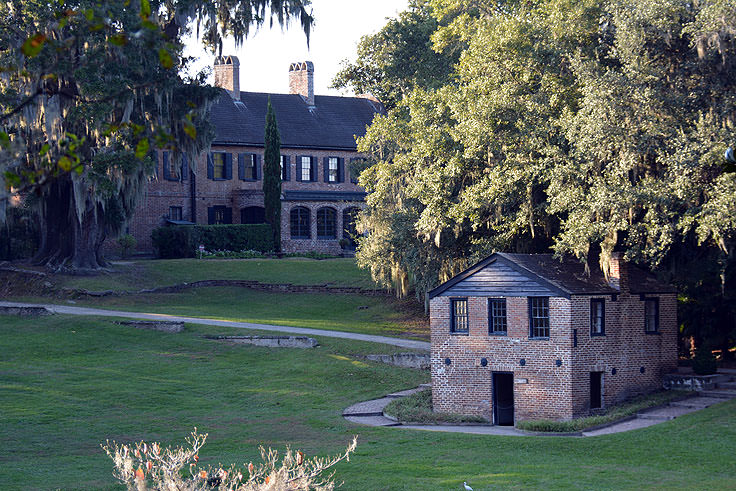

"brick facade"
[122,58,377,255]
[429,253,678,423]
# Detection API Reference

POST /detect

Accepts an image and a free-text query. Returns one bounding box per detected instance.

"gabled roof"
[428,253,676,299]
[209,91,383,150]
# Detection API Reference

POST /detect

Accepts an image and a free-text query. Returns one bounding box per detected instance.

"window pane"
[530,297,550,338]
[452,299,468,333]
[328,157,338,182]
[317,208,336,239]
[489,298,507,334]
[290,207,310,239]
[301,157,311,181]
[213,153,225,179]
[169,206,182,221]
[591,300,604,335]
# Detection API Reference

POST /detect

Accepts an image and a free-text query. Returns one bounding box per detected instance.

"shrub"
[117,234,137,258]
[383,389,487,424]
[692,346,718,375]
[151,224,274,258]
[102,429,357,491]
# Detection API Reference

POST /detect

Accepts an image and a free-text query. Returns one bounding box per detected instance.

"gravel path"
[0,301,430,351]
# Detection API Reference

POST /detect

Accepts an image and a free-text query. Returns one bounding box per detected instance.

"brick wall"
[123,146,364,255]
[430,291,678,423]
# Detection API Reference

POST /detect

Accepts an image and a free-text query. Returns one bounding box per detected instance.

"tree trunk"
[32,176,108,270]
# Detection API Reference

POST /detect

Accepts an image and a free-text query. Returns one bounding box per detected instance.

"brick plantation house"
[429,252,677,425]
[128,56,382,254]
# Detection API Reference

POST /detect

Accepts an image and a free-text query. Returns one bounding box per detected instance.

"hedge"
[151,224,275,258]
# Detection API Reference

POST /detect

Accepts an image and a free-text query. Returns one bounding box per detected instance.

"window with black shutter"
[241,206,266,224]
[169,206,182,221]
[280,155,291,181]
[299,156,312,181]
[211,152,226,180]
[208,205,230,225]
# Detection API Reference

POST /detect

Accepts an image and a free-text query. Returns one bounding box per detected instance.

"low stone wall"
[210,335,318,348]
[62,279,388,298]
[359,353,431,370]
[663,373,725,391]
[117,320,184,333]
[0,305,53,316]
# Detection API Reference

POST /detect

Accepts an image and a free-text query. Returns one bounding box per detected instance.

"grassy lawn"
[2,314,736,490]
[14,287,429,339]
[55,257,378,292]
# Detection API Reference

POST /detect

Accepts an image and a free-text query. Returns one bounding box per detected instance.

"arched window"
[316,207,337,239]
[241,206,266,224]
[342,207,360,248]
[290,207,310,239]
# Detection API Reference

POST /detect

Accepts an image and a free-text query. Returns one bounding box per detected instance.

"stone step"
[637,406,697,420]
[717,381,736,390]
[700,389,736,399]
[670,397,726,409]
[387,387,426,398]
[342,397,394,417]
[344,415,401,427]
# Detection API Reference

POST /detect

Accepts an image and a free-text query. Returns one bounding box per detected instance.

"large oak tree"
[0,0,312,270]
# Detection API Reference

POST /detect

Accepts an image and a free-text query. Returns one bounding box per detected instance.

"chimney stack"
[606,251,629,293]
[289,61,314,106]
[214,55,240,101]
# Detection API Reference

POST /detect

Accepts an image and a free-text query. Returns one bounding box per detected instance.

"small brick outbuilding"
[428,252,677,424]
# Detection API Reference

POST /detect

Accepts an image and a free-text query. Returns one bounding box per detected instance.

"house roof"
[427,253,676,299]
[209,91,383,150]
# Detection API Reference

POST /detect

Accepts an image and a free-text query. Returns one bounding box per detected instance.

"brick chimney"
[606,251,629,293]
[214,55,240,101]
[289,61,314,106]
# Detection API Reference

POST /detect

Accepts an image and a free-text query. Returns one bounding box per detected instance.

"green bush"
[116,234,137,258]
[151,224,274,258]
[383,389,487,424]
[692,346,718,375]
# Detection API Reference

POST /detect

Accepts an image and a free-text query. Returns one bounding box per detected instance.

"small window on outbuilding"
[488,298,507,335]
[169,206,182,221]
[591,298,605,336]
[529,296,550,339]
[644,298,659,333]
[450,298,469,335]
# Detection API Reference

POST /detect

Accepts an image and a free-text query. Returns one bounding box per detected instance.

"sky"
[183,0,409,96]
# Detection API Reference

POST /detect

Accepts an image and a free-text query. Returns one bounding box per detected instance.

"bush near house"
[152,224,274,258]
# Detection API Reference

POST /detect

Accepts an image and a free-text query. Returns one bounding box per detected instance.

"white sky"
[183,0,409,96]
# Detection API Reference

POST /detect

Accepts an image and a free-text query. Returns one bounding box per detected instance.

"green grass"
[516,390,690,433]
[384,389,487,424]
[15,287,429,339]
[55,257,378,292]
[2,314,736,490]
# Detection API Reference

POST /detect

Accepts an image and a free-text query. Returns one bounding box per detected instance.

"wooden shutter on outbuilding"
[282,155,291,181]
[207,207,215,224]
[323,157,330,183]
[296,156,303,182]
[255,154,262,180]
[338,157,344,183]
[181,154,188,181]
[310,157,318,182]
[224,207,233,224]
[238,153,246,180]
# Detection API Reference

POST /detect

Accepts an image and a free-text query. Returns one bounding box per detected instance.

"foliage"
[117,233,138,258]
[102,429,357,491]
[201,249,266,259]
[516,390,689,433]
[354,0,736,353]
[331,0,458,109]
[152,224,275,258]
[692,346,719,375]
[0,0,313,269]
[383,389,487,424]
[263,97,282,252]
[0,200,39,260]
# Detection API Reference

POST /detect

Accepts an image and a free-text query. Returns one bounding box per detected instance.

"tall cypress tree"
[263,97,282,252]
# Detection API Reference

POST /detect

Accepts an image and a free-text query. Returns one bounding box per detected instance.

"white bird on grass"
[463,482,473,491]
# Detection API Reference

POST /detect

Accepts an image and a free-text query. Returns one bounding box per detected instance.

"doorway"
[492,372,514,426]
[590,371,603,409]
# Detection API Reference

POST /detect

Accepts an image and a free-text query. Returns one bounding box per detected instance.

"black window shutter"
[323,157,330,183]
[255,154,262,180]
[338,157,344,183]
[181,154,188,181]
[238,153,245,180]
[224,207,233,224]
[163,151,171,180]
[283,155,291,181]
[224,153,233,180]
[296,156,303,182]
[310,157,318,182]
[207,154,214,180]
[207,207,215,224]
